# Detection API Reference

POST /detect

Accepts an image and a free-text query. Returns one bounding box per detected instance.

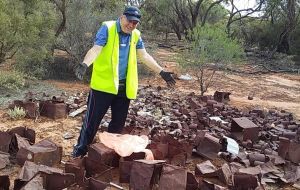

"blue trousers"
[72,86,130,157]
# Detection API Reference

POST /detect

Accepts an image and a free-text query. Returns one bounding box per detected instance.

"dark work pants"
[72,84,130,157]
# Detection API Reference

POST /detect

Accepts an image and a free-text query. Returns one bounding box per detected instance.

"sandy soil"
[152,48,300,120]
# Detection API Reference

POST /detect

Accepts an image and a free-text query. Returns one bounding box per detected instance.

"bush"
[180,24,245,95]
[7,106,26,120]
[244,21,283,50]
[13,0,57,79]
[0,0,25,64]
[187,24,245,65]
[15,51,53,79]
[56,0,124,65]
[0,71,26,91]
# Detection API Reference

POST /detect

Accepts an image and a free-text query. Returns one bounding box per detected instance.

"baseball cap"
[123,6,141,23]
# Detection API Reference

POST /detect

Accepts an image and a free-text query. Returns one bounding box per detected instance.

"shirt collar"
[116,18,131,36]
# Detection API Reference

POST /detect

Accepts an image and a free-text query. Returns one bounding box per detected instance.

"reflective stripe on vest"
[90,21,140,99]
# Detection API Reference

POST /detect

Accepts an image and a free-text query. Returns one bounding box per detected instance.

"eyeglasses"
[127,19,139,25]
[124,13,140,25]
[124,17,139,25]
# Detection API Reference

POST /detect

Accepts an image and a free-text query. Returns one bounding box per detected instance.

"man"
[72,6,175,157]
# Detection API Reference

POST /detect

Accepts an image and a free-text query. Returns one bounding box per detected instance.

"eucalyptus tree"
[0,0,58,78]
[16,0,57,78]
[125,0,146,7]
[225,0,265,36]
[233,0,300,55]
[143,0,227,40]
[55,0,124,63]
[50,0,67,37]
[263,0,300,55]
[0,0,24,64]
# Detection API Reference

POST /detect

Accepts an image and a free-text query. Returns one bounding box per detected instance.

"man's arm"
[137,48,176,86]
[75,45,102,80]
[137,48,163,73]
[83,45,103,66]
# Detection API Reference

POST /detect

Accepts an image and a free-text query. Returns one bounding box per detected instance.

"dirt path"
[212,72,300,119]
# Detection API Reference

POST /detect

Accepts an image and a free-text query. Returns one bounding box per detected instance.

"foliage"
[289,20,300,57]
[0,0,26,64]
[187,24,245,64]
[1,0,299,80]
[259,0,299,54]
[142,0,227,40]
[5,0,58,79]
[142,1,173,37]
[234,17,300,57]
[56,0,124,64]
[15,55,54,79]
[7,106,26,120]
[180,24,245,95]
[229,18,274,49]
[200,0,228,25]
[0,70,26,91]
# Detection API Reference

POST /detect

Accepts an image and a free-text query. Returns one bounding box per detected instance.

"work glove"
[75,62,88,80]
[159,70,176,87]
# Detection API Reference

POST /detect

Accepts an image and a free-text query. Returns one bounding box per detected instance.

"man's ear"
[120,15,125,24]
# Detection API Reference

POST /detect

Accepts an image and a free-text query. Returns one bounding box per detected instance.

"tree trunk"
[52,0,66,37]
[171,21,182,40]
[269,0,297,57]
[277,34,290,54]
[174,30,182,40]
[164,31,168,41]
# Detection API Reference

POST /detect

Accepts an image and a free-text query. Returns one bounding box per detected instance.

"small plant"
[180,24,245,95]
[0,71,26,91]
[7,106,26,120]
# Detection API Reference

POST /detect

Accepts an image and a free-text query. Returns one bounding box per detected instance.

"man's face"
[120,15,139,34]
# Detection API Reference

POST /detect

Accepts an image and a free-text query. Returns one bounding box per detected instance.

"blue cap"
[123,6,141,22]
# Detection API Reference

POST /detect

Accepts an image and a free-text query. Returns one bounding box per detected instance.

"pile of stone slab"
[8,92,87,119]
[1,86,299,189]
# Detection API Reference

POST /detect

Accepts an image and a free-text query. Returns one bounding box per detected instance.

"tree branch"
[51,0,67,37]
[6,49,18,60]
[226,0,265,35]
[201,0,224,26]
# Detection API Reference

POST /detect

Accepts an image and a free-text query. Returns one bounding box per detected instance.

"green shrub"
[15,52,53,79]
[187,24,245,65]
[13,0,57,79]
[0,71,26,91]
[7,106,26,120]
[179,24,245,95]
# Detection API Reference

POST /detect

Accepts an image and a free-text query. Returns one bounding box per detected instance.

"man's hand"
[75,62,88,80]
[160,70,176,87]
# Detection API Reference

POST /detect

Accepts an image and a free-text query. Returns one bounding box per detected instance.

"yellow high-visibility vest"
[90,21,140,99]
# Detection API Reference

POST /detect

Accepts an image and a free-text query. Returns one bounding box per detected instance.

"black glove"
[75,62,88,80]
[160,70,176,87]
